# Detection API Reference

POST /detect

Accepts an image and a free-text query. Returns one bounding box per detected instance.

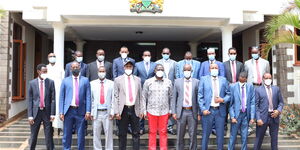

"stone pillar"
[188,42,198,57]
[74,40,86,52]
[221,25,235,62]
[52,22,65,69]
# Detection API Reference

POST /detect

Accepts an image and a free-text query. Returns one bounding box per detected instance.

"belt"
[240,109,247,113]
[70,106,79,109]
[124,105,135,109]
[182,107,192,110]
[210,106,220,109]
[253,83,262,86]
[97,109,107,111]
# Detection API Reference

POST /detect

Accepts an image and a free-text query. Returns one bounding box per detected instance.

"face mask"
[121,53,128,59]
[210,69,219,77]
[125,69,132,75]
[48,57,56,63]
[156,71,164,78]
[229,55,236,61]
[40,73,47,80]
[162,54,169,60]
[252,54,259,60]
[98,72,106,79]
[184,71,192,78]
[97,55,105,62]
[208,55,215,61]
[76,57,83,63]
[144,56,151,62]
[264,79,272,86]
[72,69,80,76]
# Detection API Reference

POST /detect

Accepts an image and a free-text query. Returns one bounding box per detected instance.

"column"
[74,40,86,52]
[52,22,65,69]
[221,25,235,62]
[188,42,198,57]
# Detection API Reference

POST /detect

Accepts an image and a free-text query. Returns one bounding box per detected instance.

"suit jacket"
[156,58,177,82]
[112,57,135,79]
[199,60,225,77]
[65,62,88,77]
[244,58,270,84]
[90,79,114,119]
[223,60,244,83]
[113,74,142,117]
[133,61,156,86]
[255,85,284,123]
[229,82,255,121]
[198,75,231,117]
[59,76,91,115]
[27,78,56,119]
[176,60,201,79]
[87,60,113,81]
[171,78,200,120]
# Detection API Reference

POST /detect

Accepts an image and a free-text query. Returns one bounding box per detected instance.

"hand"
[91,116,94,120]
[60,114,64,121]
[202,110,211,116]
[28,119,34,125]
[144,114,148,120]
[271,110,280,118]
[50,116,55,122]
[172,114,177,120]
[197,115,201,121]
[249,119,255,125]
[214,97,224,103]
[231,118,237,124]
[139,114,144,119]
[85,113,91,120]
[109,115,114,120]
[115,114,121,120]
[257,119,264,126]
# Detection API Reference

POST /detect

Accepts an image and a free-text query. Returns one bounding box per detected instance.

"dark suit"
[171,78,199,150]
[112,57,135,79]
[223,60,244,83]
[65,62,88,77]
[27,78,55,150]
[254,85,284,150]
[87,60,113,81]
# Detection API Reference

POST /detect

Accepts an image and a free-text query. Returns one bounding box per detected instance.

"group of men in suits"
[27,46,284,150]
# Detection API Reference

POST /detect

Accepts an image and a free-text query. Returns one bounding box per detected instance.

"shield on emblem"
[142,0,152,8]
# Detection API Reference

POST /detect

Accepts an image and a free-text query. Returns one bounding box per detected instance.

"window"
[295,28,300,65]
[12,23,26,101]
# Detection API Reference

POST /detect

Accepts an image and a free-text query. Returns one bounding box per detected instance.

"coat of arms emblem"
[129,0,164,13]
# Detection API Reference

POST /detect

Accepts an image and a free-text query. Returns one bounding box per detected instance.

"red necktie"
[128,76,134,102]
[40,80,44,108]
[232,61,236,83]
[100,82,105,104]
[185,80,190,106]
[256,60,261,84]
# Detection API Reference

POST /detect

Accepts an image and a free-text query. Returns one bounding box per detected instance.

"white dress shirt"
[239,82,247,109]
[71,75,80,106]
[93,79,109,109]
[96,60,104,68]
[210,76,220,107]
[264,85,273,112]
[162,60,170,79]
[230,60,236,81]
[144,61,150,75]
[125,75,136,106]
[183,78,192,107]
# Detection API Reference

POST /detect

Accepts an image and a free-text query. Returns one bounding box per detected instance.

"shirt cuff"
[28,117,33,120]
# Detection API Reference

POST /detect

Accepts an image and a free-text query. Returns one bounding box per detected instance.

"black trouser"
[29,109,54,150]
[118,106,140,150]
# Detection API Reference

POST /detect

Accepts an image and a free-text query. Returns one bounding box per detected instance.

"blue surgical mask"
[76,57,83,63]
[162,54,170,60]
[229,55,236,61]
[210,69,219,77]
[208,55,215,61]
[252,54,259,60]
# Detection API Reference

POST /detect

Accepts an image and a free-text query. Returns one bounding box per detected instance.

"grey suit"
[223,60,244,83]
[87,60,113,81]
[171,78,199,150]
[244,58,270,84]
[156,58,177,83]
[27,78,55,150]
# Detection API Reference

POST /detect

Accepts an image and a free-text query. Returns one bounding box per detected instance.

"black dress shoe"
[140,129,145,135]
[212,129,217,135]
[168,128,176,135]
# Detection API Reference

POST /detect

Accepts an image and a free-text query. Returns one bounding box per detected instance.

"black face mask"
[72,69,80,76]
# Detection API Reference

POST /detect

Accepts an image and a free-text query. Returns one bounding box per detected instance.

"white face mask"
[97,55,105,62]
[48,57,56,63]
[40,73,48,80]
[125,69,132,75]
[144,56,151,62]
[98,72,106,79]
[210,69,219,77]
[156,71,164,78]
[184,71,192,78]
[76,57,83,63]
[264,79,272,86]
[121,53,128,59]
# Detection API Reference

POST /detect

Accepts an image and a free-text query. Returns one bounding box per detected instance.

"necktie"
[213,78,219,99]
[241,85,246,112]
[267,86,273,111]
[75,77,79,106]
[40,80,44,108]
[184,80,190,106]
[256,60,261,84]
[232,61,236,83]
[146,62,149,75]
[100,81,105,104]
[128,76,134,102]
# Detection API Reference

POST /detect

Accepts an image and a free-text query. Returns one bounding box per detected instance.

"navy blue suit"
[199,60,225,77]
[176,60,201,79]
[133,61,156,86]
[198,75,230,150]
[228,82,255,150]
[112,57,135,79]
[64,62,88,77]
[254,85,284,150]
[59,76,91,150]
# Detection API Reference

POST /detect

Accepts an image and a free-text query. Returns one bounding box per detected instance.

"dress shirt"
[93,79,109,109]
[210,76,220,107]
[143,77,172,116]
[71,75,80,106]
[230,60,236,82]
[183,78,192,107]
[144,61,150,75]
[264,85,273,112]
[38,78,45,102]
[239,82,247,109]
[162,60,170,79]
[96,60,104,68]
[125,75,136,106]
[47,64,64,81]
